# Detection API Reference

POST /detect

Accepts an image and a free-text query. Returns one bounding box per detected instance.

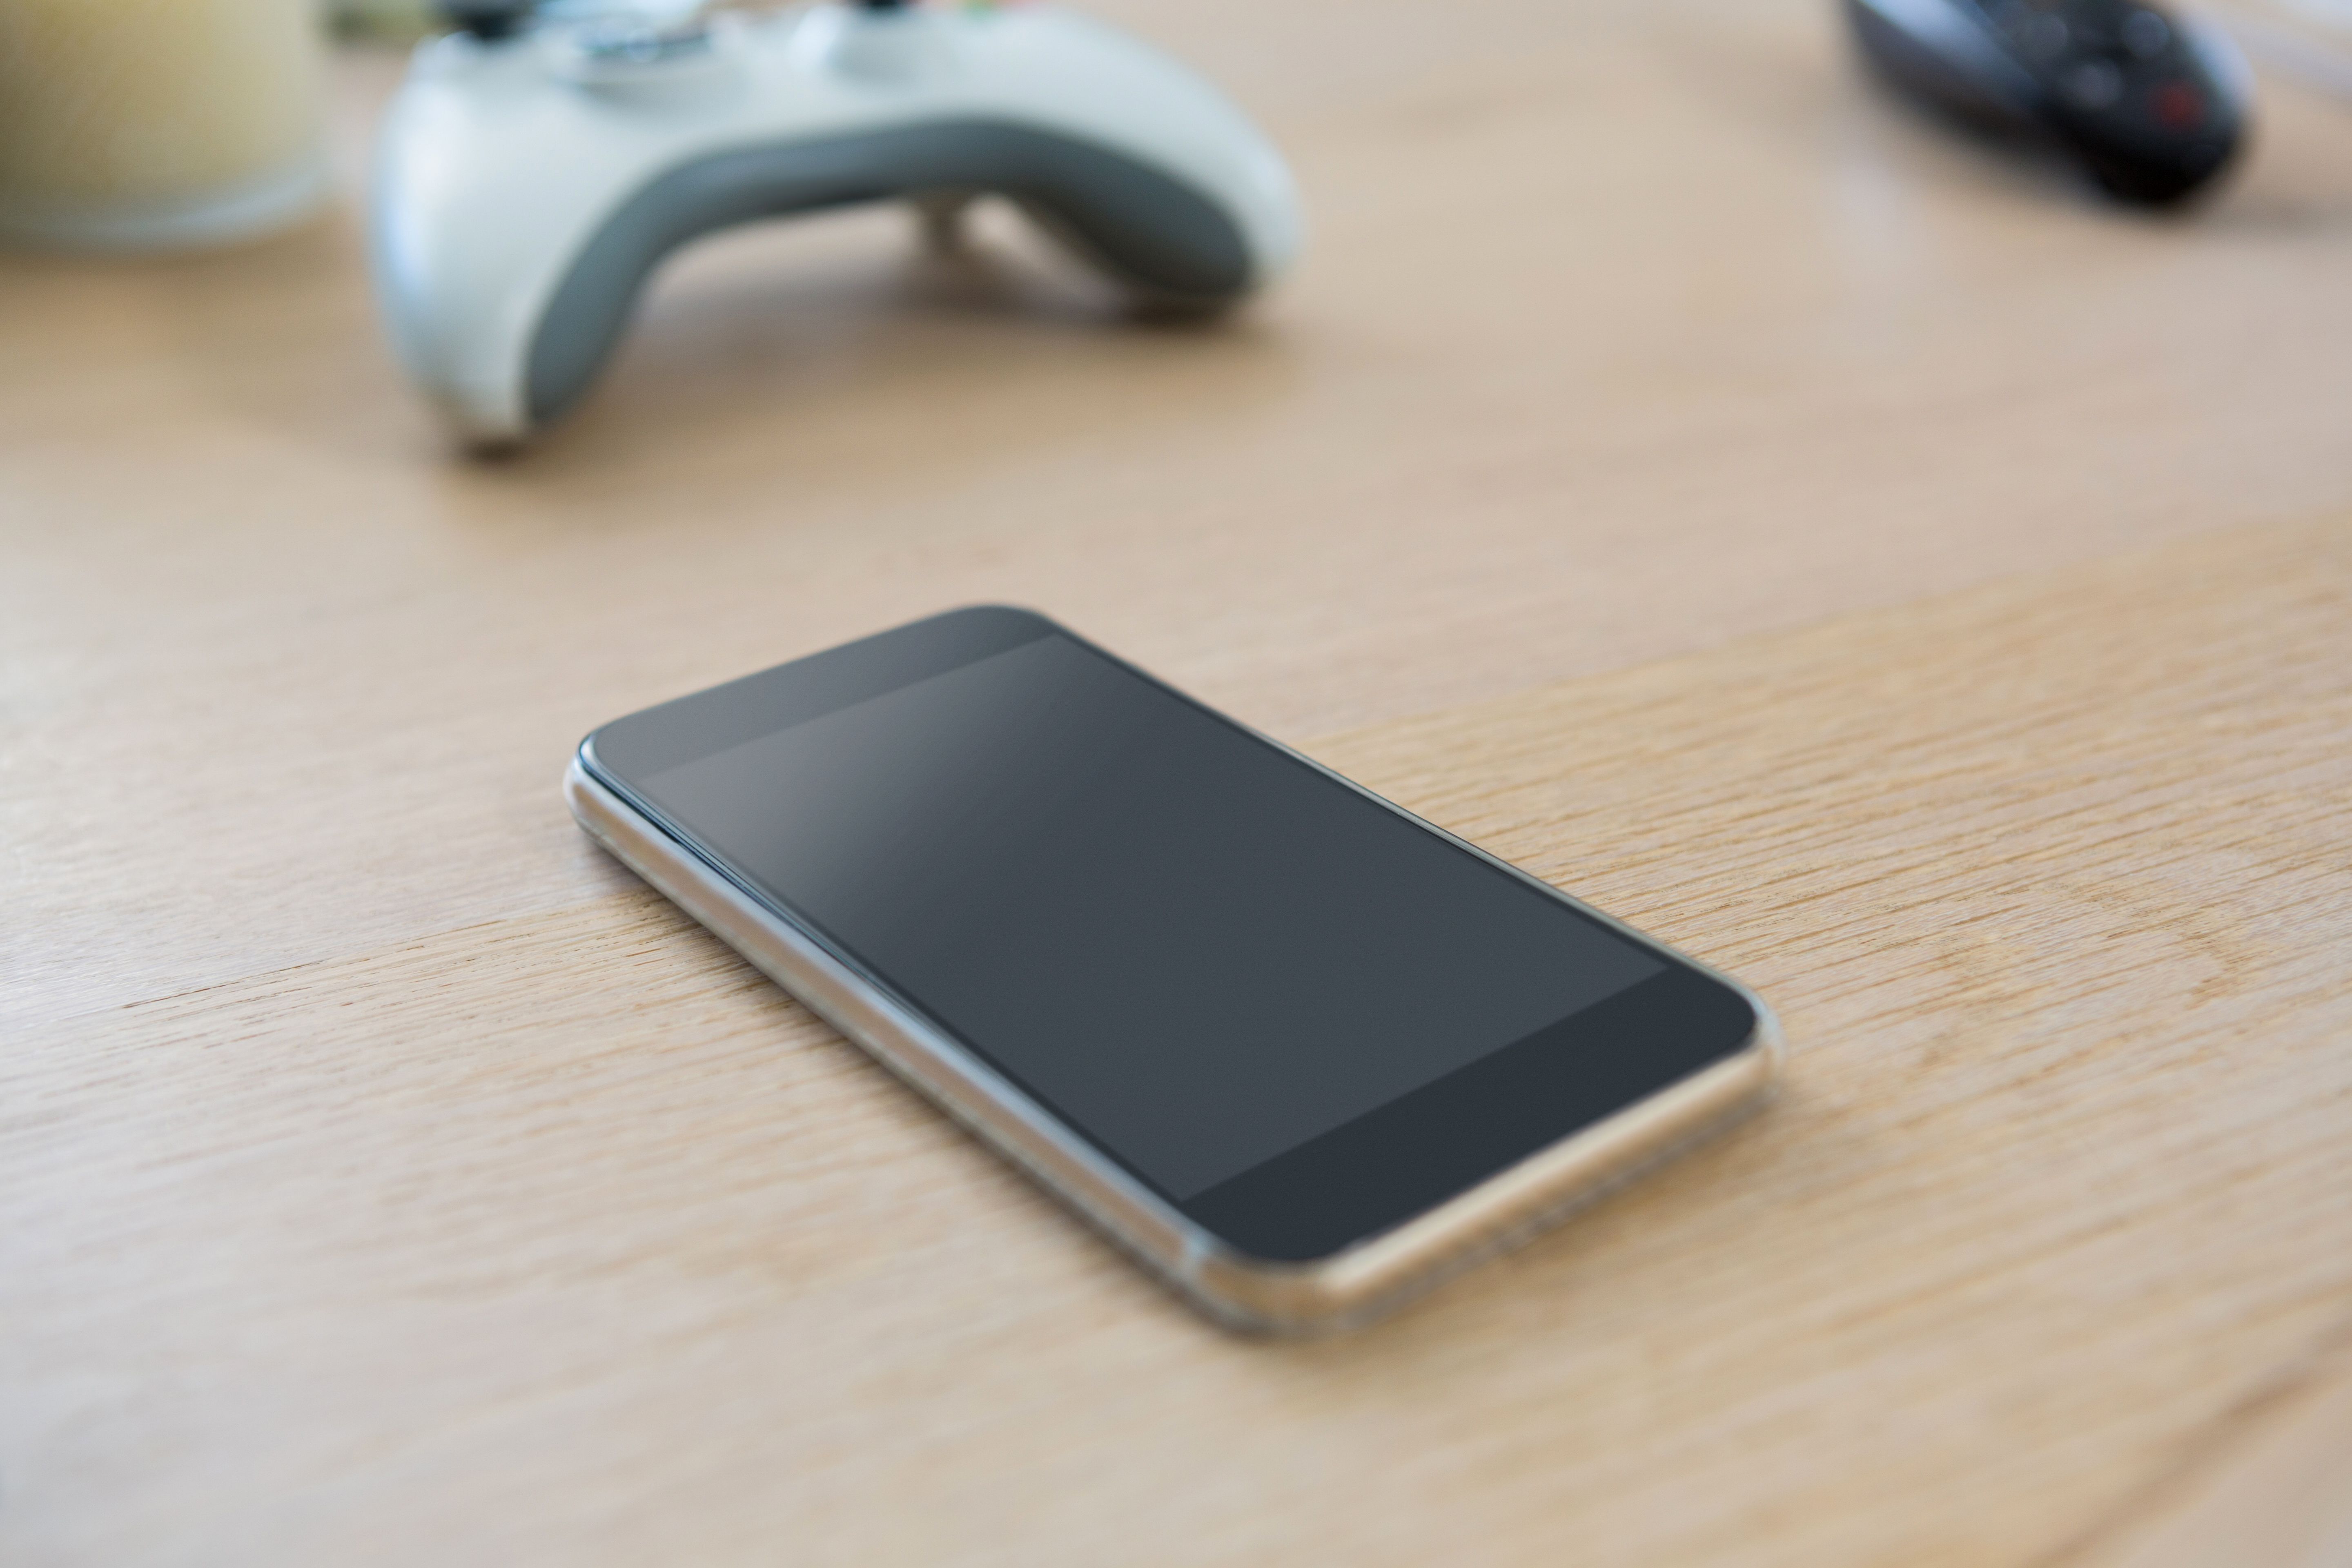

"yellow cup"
[0,0,330,251]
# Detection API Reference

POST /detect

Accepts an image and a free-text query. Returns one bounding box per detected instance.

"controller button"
[2120,9,2171,57]
[2151,78,2205,128]
[2062,58,2124,108]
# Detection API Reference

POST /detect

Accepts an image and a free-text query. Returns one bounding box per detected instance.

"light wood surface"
[2090,1320,2352,1568]
[6,2,2352,1563]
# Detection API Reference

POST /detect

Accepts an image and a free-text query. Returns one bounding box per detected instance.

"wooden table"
[7,2,2351,1562]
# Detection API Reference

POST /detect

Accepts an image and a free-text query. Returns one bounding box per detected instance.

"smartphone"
[567,608,1781,1331]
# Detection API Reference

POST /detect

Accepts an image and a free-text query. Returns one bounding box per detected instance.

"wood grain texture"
[2083,1324,2352,1568]
[11,1,2352,1032]
[9,518,2350,1567]
[5,0,2352,1562]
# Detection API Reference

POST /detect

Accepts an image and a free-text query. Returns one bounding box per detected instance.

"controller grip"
[526,120,1254,427]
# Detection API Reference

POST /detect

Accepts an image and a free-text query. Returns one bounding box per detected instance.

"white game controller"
[370,0,1303,445]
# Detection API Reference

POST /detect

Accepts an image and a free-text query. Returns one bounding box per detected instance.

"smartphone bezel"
[571,608,1783,1330]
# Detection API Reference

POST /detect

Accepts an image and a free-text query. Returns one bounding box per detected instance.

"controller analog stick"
[441,0,538,41]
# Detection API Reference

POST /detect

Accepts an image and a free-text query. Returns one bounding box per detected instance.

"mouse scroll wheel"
[2151,78,2206,127]
[2061,58,2125,107]
[2121,8,2172,55]
[2018,13,2070,59]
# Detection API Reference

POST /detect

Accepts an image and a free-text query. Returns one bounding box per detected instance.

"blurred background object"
[2207,0,2352,100]
[365,0,1301,446]
[0,0,330,251]
[323,0,760,46]
[1842,0,2252,205]
[325,0,441,43]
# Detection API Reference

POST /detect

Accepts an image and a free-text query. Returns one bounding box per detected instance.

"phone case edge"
[564,751,1781,1334]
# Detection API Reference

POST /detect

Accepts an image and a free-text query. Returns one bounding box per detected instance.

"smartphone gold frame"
[568,742,1782,1334]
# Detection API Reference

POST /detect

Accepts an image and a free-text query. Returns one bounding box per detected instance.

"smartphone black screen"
[586,609,1757,1261]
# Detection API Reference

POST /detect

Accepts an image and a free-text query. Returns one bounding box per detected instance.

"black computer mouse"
[1844,0,2250,203]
